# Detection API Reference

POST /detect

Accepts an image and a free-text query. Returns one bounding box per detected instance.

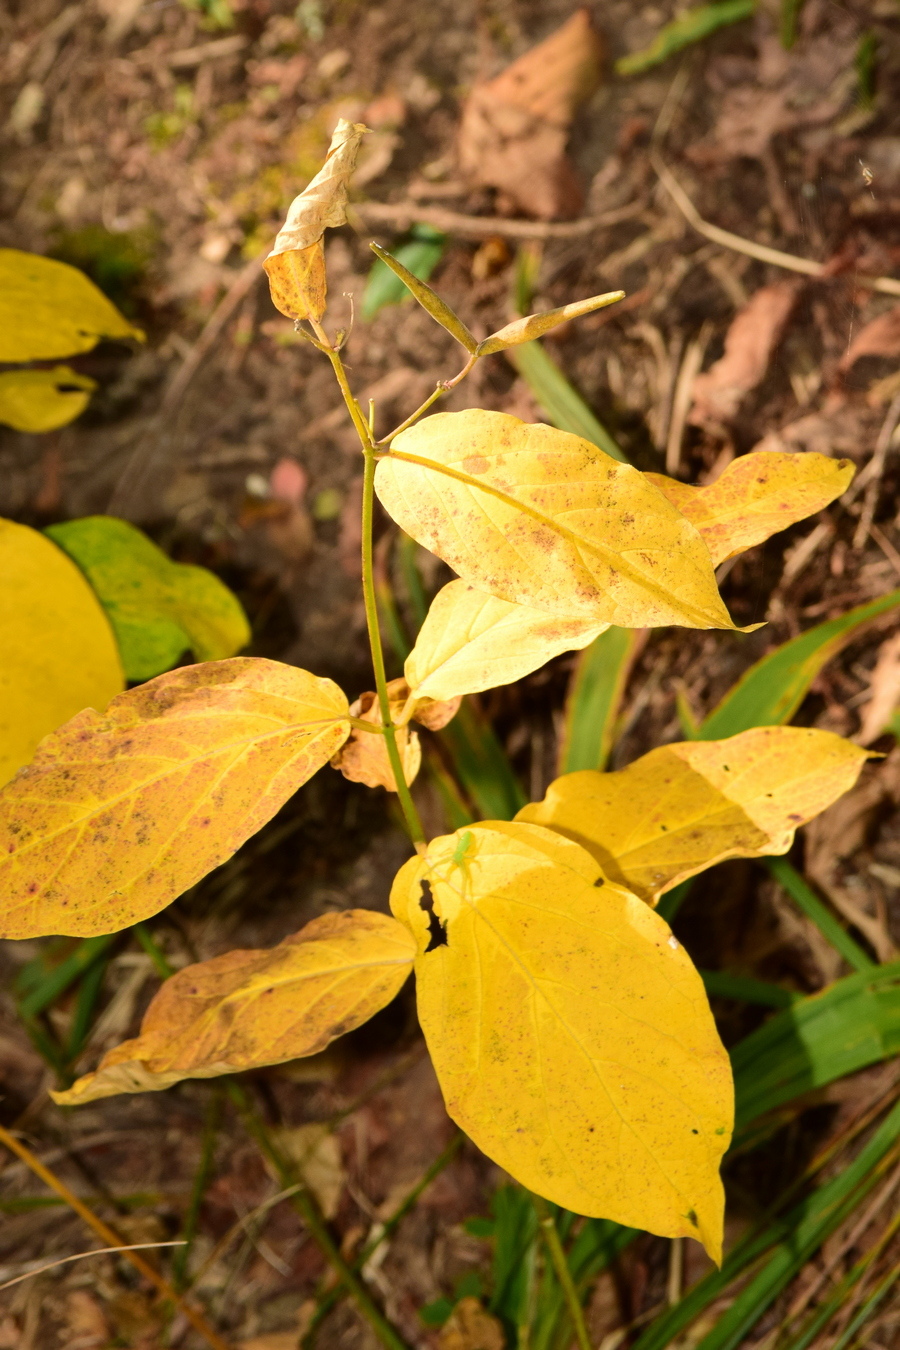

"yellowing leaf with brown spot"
[264,118,367,323]
[52,910,414,1105]
[376,410,743,630]
[404,579,606,703]
[518,727,869,904]
[645,452,854,567]
[0,520,123,788]
[390,822,732,1258]
[0,658,350,938]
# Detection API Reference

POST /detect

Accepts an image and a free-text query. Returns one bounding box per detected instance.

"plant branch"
[532,1194,592,1350]
[378,353,480,445]
[0,1124,232,1350]
[325,347,426,844]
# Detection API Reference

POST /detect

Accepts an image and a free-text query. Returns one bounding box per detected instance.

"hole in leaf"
[419,879,449,951]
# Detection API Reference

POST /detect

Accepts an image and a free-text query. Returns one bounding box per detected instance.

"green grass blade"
[438,701,527,821]
[829,1262,900,1350]
[633,1097,900,1350]
[65,955,110,1064]
[488,1186,539,1338]
[701,970,800,1008]
[362,227,446,321]
[780,0,804,48]
[616,1,756,76]
[17,934,118,1018]
[699,588,900,739]
[656,878,693,923]
[506,341,628,462]
[559,627,639,772]
[732,961,900,1134]
[765,857,875,973]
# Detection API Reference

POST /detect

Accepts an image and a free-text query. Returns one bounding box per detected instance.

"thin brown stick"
[0,1124,232,1350]
[352,198,645,240]
[0,1241,187,1294]
[652,150,900,298]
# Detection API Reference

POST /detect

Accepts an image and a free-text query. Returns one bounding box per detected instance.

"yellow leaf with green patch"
[645,451,854,567]
[375,410,744,630]
[0,520,123,788]
[404,579,605,703]
[518,727,869,904]
[0,366,96,432]
[0,657,350,938]
[0,249,143,361]
[390,821,732,1259]
[52,910,414,1105]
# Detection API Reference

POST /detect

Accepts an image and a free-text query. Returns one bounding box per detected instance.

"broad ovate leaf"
[264,118,368,323]
[0,249,143,361]
[645,451,854,567]
[390,822,732,1258]
[45,516,251,682]
[0,658,350,938]
[405,579,606,703]
[0,366,96,432]
[518,727,870,904]
[0,520,123,788]
[476,291,624,355]
[52,910,414,1105]
[376,410,742,630]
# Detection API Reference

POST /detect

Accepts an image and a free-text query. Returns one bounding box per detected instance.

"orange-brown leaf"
[0,658,350,938]
[645,451,854,567]
[331,687,421,792]
[52,910,415,1104]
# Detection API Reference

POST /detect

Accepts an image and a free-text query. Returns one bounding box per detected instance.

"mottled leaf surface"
[53,910,414,1104]
[519,727,869,903]
[0,658,349,938]
[376,410,741,630]
[391,822,732,1258]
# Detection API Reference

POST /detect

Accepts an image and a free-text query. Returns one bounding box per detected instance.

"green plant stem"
[133,922,176,979]
[302,1131,464,1346]
[226,1081,410,1350]
[532,1195,591,1350]
[173,1086,222,1290]
[325,345,425,844]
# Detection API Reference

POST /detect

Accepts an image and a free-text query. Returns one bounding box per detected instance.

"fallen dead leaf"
[239,1335,300,1350]
[689,282,799,428]
[267,1123,345,1219]
[457,9,603,220]
[857,632,900,746]
[439,1297,506,1350]
[838,305,900,375]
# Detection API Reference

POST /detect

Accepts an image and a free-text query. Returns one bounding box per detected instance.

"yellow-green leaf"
[376,410,743,630]
[476,291,624,356]
[518,727,870,904]
[0,249,144,362]
[390,821,732,1257]
[0,520,123,789]
[645,452,855,567]
[44,516,251,682]
[369,242,477,352]
[0,658,350,938]
[52,910,414,1105]
[404,579,606,703]
[0,366,96,432]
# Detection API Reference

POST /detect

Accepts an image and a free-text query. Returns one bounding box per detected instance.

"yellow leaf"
[0,366,96,432]
[477,291,624,355]
[264,118,368,323]
[0,658,350,938]
[391,822,732,1258]
[405,579,606,703]
[331,686,421,791]
[0,249,144,362]
[645,452,855,567]
[52,910,414,1105]
[518,727,870,904]
[0,520,123,788]
[375,410,744,630]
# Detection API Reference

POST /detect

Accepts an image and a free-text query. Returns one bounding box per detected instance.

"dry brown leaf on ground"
[856,632,900,746]
[267,1123,345,1219]
[264,118,368,322]
[689,282,800,427]
[838,305,900,374]
[439,1297,506,1350]
[457,9,603,220]
[331,684,421,791]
